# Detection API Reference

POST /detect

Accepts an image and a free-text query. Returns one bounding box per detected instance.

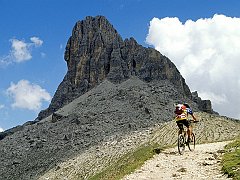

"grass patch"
[89,143,165,180]
[222,137,240,179]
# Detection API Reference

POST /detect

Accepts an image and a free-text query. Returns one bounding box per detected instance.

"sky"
[1,0,240,131]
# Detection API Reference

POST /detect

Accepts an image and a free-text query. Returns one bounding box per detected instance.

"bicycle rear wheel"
[178,134,185,155]
[187,133,195,151]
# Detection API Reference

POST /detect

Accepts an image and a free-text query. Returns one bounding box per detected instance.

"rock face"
[192,91,215,114]
[0,16,234,180]
[1,77,237,180]
[0,78,194,180]
[38,15,193,120]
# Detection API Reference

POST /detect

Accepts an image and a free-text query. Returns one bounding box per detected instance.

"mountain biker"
[174,103,197,142]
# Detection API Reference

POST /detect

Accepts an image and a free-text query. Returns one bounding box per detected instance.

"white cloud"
[6,80,51,111]
[0,55,12,67]
[198,92,228,105]
[146,14,240,119]
[0,37,43,64]
[10,39,32,62]
[30,37,43,47]
[0,127,4,132]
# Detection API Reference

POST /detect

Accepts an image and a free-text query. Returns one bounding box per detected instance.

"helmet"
[175,104,184,115]
[183,103,190,108]
[175,104,182,110]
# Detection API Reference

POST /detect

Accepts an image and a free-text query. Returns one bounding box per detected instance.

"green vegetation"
[89,143,164,180]
[222,137,240,180]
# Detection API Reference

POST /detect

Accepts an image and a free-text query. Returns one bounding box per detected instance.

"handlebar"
[188,120,199,123]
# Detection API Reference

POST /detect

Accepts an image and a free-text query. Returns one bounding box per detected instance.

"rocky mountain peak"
[38,15,210,120]
[0,16,233,180]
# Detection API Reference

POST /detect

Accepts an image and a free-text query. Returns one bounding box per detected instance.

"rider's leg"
[178,128,182,135]
[187,126,192,141]
[183,119,192,141]
[177,122,183,135]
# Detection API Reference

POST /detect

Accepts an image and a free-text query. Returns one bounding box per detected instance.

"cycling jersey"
[175,108,193,121]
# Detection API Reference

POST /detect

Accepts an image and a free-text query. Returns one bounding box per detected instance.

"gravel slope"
[38,113,240,179]
[122,141,232,180]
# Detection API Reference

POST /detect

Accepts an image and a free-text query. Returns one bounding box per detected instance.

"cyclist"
[174,103,197,142]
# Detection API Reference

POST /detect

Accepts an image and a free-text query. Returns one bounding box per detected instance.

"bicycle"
[177,120,198,155]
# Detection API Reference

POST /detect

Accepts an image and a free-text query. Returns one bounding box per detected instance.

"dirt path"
[122,141,232,180]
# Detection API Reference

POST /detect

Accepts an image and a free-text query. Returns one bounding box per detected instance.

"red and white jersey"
[175,104,193,121]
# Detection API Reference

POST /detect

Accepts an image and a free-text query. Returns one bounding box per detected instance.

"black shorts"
[176,119,190,130]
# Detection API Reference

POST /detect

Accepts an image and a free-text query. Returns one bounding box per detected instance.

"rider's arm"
[191,114,197,121]
[187,108,197,121]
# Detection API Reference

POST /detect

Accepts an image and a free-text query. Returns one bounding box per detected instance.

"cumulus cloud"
[10,39,32,62]
[0,55,12,67]
[0,127,3,132]
[30,37,43,47]
[146,14,240,119]
[0,37,43,65]
[6,80,51,111]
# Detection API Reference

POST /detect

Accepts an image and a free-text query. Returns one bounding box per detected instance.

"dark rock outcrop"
[192,91,217,114]
[38,15,193,120]
[0,78,194,180]
[1,15,215,143]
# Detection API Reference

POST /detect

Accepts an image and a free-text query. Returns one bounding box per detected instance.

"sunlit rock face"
[38,15,193,120]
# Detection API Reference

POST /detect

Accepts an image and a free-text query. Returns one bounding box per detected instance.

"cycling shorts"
[176,119,190,130]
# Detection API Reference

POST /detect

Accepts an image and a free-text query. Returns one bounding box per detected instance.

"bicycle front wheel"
[187,133,195,151]
[178,134,185,155]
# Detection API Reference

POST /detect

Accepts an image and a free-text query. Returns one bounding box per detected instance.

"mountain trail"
[122,141,232,180]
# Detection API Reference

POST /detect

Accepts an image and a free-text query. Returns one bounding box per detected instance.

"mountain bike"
[177,120,198,155]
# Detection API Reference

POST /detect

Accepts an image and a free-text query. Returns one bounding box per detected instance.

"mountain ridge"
[0,16,238,180]
[37,15,212,121]
[0,15,213,141]
[0,77,239,180]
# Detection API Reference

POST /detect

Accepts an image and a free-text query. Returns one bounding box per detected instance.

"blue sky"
[1,0,240,131]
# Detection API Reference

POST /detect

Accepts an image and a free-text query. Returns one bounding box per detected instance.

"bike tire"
[178,134,185,155]
[187,132,195,151]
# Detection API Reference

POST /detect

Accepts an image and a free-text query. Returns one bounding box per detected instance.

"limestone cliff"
[38,16,194,120]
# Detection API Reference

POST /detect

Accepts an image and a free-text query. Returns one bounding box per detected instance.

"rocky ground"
[0,77,193,180]
[122,141,232,180]
[0,78,239,180]
[39,111,240,179]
